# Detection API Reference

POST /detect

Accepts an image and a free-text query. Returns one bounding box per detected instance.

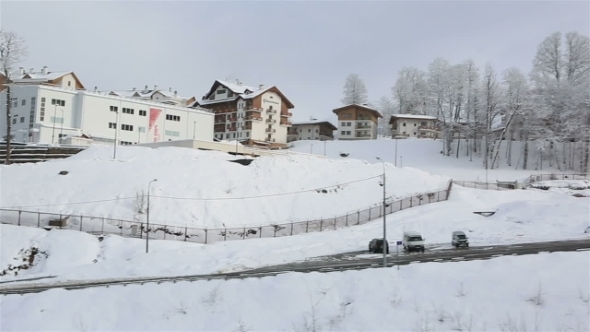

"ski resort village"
[0,2,589,331]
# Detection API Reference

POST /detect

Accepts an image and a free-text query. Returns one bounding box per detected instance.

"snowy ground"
[1,251,589,332]
[1,186,588,284]
[529,179,590,197]
[290,139,578,181]
[0,145,449,228]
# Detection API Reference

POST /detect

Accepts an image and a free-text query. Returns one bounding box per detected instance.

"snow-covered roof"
[491,116,504,130]
[109,90,143,98]
[292,119,337,129]
[216,80,257,94]
[390,114,438,120]
[332,103,383,118]
[16,71,70,81]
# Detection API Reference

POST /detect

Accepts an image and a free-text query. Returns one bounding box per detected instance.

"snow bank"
[0,145,450,228]
[1,186,587,283]
[530,179,590,197]
[2,251,589,331]
[291,139,574,181]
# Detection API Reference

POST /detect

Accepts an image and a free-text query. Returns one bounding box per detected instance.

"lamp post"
[51,104,58,144]
[376,157,387,268]
[59,109,64,144]
[146,179,158,253]
[113,108,119,159]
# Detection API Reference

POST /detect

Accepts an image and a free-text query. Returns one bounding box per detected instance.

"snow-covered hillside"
[291,139,581,181]
[0,145,449,228]
[1,186,587,283]
[2,250,588,331]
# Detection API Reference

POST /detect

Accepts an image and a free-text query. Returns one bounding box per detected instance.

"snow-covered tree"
[341,74,368,105]
[376,96,395,137]
[0,30,28,165]
[392,67,429,115]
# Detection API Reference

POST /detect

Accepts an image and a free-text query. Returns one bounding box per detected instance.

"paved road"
[1,238,589,295]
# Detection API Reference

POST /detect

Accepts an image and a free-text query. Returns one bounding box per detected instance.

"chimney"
[259,84,264,90]
[94,86,98,92]
[29,68,35,74]
[19,67,25,75]
[133,87,136,91]
[154,85,157,91]
[169,87,172,92]
[41,66,48,75]
[144,85,148,90]
[174,90,177,96]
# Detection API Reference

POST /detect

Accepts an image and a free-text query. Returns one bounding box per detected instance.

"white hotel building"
[0,67,213,145]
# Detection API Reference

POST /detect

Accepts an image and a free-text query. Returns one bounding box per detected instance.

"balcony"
[245,116,263,121]
[280,111,293,117]
[355,124,371,129]
[267,109,277,114]
[266,119,276,124]
[355,133,372,138]
[265,128,276,133]
[265,137,276,143]
[279,120,292,126]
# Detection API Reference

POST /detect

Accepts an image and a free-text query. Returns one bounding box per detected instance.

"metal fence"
[451,180,516,190]
[0,182,452,245]
[521,173,589,187]
[453,173,589,191]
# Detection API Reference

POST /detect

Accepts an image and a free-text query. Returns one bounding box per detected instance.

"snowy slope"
[2,251,589,331]
[291,138,575,181]
[0,145,450,228]
[1,186,587,283]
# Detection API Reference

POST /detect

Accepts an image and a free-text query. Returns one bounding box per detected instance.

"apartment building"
[332,103,382,140]
[193,80,294,148]
[389,114,439,138]
[0,67,213,145]
[288,120,336,142]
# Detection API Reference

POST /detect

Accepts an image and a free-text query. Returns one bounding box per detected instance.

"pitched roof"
[332,103,383,118]
[12,70,86,90]
[292,119,337,130]
[216,79,257,94]
[390,114,438,120]
[197,82,295,109]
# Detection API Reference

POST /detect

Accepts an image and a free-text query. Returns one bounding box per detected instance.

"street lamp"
[51,104,58,144]
[146,179,158,253]
[113,108,120,159]
[376,157,387,268]
[59,109,64,144]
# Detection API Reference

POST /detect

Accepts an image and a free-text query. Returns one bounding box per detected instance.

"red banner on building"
[149,108,162,142]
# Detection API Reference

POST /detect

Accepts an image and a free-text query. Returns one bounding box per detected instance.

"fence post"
[334,218,337,230]
[37,212,41,227]
[80,215,83,231]
[368,208,371,221]
[290,222,294,235]
[163,226,167,240]
[120,222,123,236]
[101,218,105,234]
[357,211,360,225]
[204,229,208,244]
[320,219,323,231]
[400,200,403,210]
[140,223,143,239]
[259,227,262,238]
[224,228,227,241]
[274,226,277,237]
[410,198,413,208]
[345,213,349,227]
[184,227,187,241]
[18,211,21,226]
[306,221,309,233]
[243,227,246,239]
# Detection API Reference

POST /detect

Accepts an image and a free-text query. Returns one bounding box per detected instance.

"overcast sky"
[1,1,588,123]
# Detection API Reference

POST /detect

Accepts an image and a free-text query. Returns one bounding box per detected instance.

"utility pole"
[146,179,158,253]
[376,157,387,268]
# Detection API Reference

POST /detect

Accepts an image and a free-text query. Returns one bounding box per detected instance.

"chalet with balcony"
[332,103,382,140]
[192,80,294,148]
[288,120,337,142]
[389,114,439,138]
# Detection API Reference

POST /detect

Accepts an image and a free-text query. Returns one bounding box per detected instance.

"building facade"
[288,120,336,142]
[193,80,294,148]
[389,114,439,138]
[332,104,382,140]
[0,68,213,145]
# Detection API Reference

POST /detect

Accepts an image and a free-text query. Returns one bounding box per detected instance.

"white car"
[403,231,425,252]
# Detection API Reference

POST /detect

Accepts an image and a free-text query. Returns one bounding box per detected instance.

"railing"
[281,112,293,117]
[453,173,589,190]
[245,116,262,121]
[280,121,293,126]
[265,128,276,133]
[266,119,276,124]
[0,182,451,245]
[267,109,277,114]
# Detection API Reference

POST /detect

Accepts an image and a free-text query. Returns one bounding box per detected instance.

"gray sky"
[1,1,588,123]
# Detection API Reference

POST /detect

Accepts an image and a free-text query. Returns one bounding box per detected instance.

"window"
[51,117,64,124]
[414,123,417,127]
[108,122,116,129]
[68,81,71,87]
[122,108,134,114]
[51,99,65,107]
[341,122,346,126]
[41,97,46,102]
[315,129,318,133]
[121,124,133,131]
[403,123,406,127]
[120,141,133,145]
[40,98,45,121]
[21,99,26,106]
[246,132,249,137]
[308,129,311,132]
[139,110,147,116]
[347,122,351,126]
[346,131,351,135]
[217,89,226,94]
[228,91,234,98]
[110,106,118,112]
[12,118,16,125]
[165,130,180,137]
[341,131,346,135]
[166,114,180,121]
[20,117,25,123]
[420,121,427,127]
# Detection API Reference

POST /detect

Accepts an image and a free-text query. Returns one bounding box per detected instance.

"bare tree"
[0,31,28,165]
[481,63,500,171]
[376,96,395,137]
[341,73,368,105]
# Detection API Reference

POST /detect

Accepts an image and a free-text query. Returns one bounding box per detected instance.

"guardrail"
[0,182,452,245]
